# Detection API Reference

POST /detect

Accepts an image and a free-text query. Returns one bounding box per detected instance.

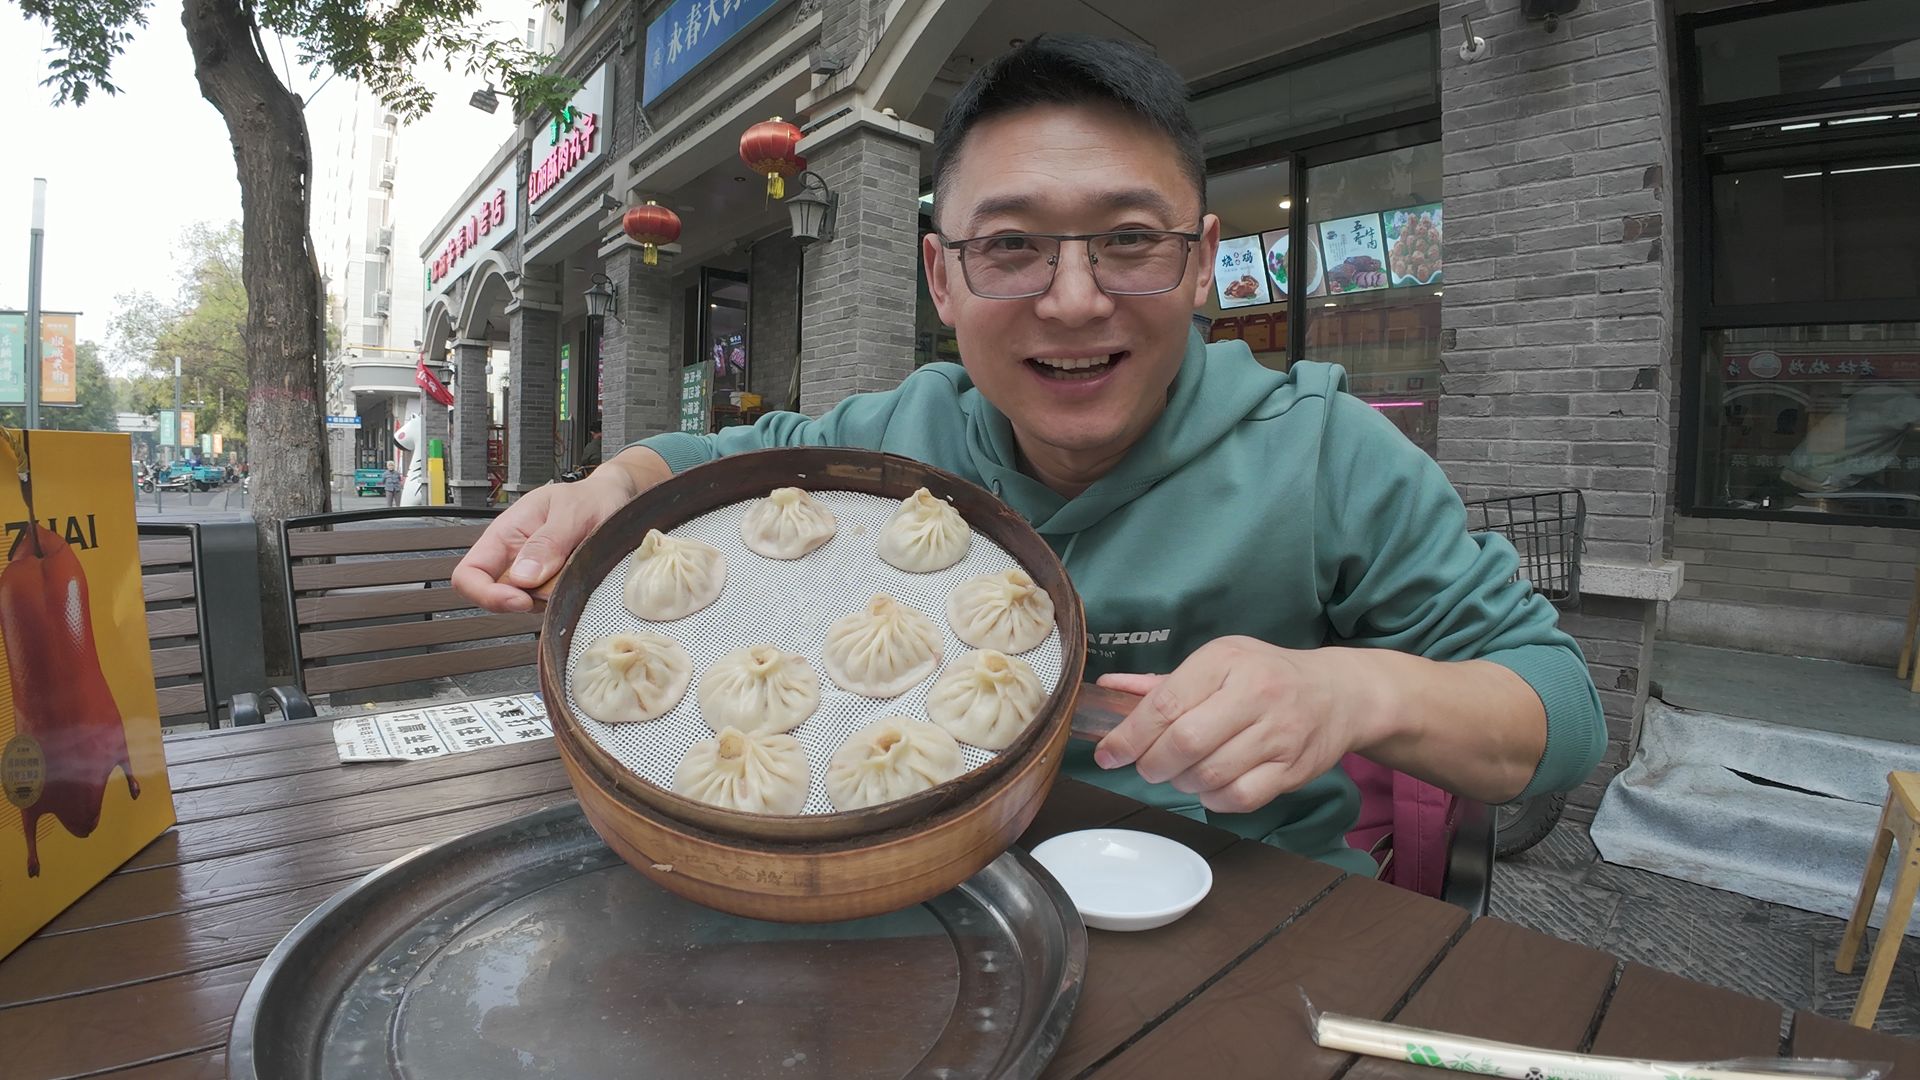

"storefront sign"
[158,411,176,448]
[558,344,570,423]
[325,415,362,428]
[528,66,610,210]
[679,362,711,433]
[0,312,80,407]
[1723,351,1920,382]
[177,411,196,448]
[428,161,517,299]
[643,0,788,107]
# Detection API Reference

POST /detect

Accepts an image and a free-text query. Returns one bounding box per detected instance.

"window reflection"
[1303,144,1444,455]
[1698,324,1920,517]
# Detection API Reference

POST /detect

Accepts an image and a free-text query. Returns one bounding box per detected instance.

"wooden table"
[3,719,1916,1079]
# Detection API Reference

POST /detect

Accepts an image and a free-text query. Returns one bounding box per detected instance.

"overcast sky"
[0,10,515,365]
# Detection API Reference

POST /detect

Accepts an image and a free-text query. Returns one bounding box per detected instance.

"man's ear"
[1191,213,1222,310]
[924,232,957,326]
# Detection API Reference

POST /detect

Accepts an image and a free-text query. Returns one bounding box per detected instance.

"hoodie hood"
[963,328,1319,536]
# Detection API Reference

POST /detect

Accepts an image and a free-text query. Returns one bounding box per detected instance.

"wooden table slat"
[169,737,562,822]
[1042,839,1343,1079]
[0,960,254,1079]
[158,716,341,766]
[130,759,571,871]
[1343,918,1617,1080]
[1087,873,1468,1080]
[1015,780,1142,848]
[100,1048,228,1079]
[0,878,347,1008]
[1791,1009,1920,1074]
[41,789,576,936]
[1588,963,1784,1063]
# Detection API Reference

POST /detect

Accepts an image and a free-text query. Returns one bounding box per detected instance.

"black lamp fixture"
[786,170,839,247]
[584,273,619,322]
[1520,0,1578,30]
[469,84,500,114]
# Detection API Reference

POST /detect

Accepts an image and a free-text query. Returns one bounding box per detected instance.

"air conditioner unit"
[376,227,394,253]
[374,292,393,318]
[379,162,396,188]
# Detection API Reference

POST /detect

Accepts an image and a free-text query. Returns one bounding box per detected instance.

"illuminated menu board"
[1212,234,1272,309]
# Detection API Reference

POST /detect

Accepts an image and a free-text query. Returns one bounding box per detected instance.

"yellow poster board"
[0,428,175,960]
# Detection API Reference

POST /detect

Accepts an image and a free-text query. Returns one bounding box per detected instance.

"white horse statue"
[390,413,430,507]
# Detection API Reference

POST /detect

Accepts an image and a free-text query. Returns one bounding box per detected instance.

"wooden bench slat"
[298,610,541,660]
[139,538,193,566]
[143,571,197,603]
[287,522,491,557]
[290,553,464,592]
[296,586,477,625]
[147,604,201,640]
[150,644,205,679]
[156,683,210,720]
[302,640,537,694]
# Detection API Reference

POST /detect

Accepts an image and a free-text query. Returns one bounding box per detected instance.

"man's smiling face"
[924,102,1221,470]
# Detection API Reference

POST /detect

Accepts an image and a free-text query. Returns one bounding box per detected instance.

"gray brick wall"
[1438,0,1678,567]
[750,234,802,411]
[418,392,451,499]
[1557,595,1656,822]
[1437,0,1681,811]
[600,242,678,446]
[508,302,560,491]
[798,127,922,416]
[451,340,491,506]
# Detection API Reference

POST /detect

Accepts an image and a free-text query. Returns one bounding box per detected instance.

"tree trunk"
[181,0,329,680]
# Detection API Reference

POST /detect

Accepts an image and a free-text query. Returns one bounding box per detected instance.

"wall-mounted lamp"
[1521,0,1578,31]
[584,272,619,322]
[469,84,500,114]
[787,170,839,248]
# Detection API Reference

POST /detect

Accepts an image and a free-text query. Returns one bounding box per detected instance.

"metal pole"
[173,356,183,465]
[25,178,47,429]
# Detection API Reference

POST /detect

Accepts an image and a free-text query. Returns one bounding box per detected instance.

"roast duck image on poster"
[0,430,140,877]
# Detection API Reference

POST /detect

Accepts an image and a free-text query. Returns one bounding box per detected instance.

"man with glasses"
[454,34,1603,873]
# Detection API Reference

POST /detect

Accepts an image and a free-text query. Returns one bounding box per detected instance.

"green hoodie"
[640,331,1605,875]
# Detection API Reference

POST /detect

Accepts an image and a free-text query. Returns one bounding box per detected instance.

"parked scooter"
[138,464,192,494]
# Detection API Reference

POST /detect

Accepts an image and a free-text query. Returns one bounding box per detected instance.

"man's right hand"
[451,445,674,612]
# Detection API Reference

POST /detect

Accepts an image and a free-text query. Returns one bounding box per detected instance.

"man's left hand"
[1091,636,1381,814]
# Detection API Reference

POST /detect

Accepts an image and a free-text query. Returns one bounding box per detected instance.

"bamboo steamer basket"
[538,447,1114,923]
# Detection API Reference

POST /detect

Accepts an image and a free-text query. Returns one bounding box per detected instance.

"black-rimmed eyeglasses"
[940,229,1202,300]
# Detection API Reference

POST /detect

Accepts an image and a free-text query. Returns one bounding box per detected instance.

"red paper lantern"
[739,116,805,200]
[622,200,682,266]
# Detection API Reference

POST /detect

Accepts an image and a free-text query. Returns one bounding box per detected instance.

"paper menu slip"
[334,694,550,763]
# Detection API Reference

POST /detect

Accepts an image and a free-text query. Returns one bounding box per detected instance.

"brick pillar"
[598,238,677,448]
[750,235,803,411]
[1436,0,1679,818]
[797,121,926,416]
[417,382,450,495]
[506,288,561,495]
[450,339,491,507]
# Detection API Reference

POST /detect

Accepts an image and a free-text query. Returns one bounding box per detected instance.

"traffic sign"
[325,415,362,428]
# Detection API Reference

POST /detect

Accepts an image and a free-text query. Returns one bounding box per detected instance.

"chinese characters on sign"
[426,161,518,299]
[528,66,609,209]
[1723,351,1920,382]
[430,190,507,287]
[680,361,712,433]
[643,0,787,107]
[0,312,81,407]
[1211,234,1272,309]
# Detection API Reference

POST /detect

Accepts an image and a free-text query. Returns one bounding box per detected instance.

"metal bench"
[238,506,538,722]
[139,522,268,729]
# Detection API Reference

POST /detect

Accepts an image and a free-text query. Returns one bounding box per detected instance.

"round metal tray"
[228,803,1087,1079]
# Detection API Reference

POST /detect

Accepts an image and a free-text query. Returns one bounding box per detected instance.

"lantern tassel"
[643,244,659,266]
[768,172,785,200]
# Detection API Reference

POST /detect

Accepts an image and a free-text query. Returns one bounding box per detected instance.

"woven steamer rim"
[537,447,1088,845]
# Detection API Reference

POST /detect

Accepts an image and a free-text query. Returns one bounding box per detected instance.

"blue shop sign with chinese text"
[643,0,789,107]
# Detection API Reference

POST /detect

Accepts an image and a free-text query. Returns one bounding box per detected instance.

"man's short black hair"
[930,34,1206,231]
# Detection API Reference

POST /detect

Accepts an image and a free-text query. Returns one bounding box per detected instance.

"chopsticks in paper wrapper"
[1302,992,1887,1080]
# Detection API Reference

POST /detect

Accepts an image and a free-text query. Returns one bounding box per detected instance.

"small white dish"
[1029,828,1214,932]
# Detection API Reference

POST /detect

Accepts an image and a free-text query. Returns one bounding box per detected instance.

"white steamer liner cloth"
[564,489,1067,815]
